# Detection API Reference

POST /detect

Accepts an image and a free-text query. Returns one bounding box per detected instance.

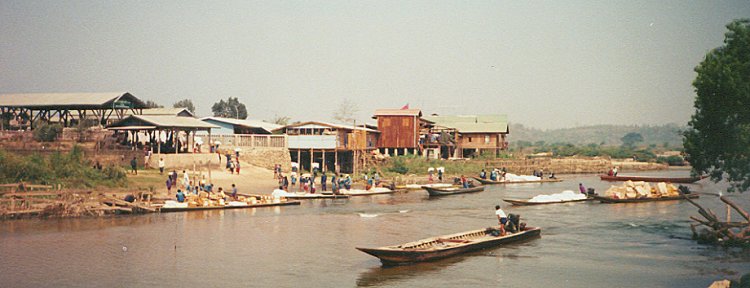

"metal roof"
[138,108,194,117]
[200,117,281,133]
[108,115,217,130]
[274,121,380,133]
[0,92,147,108]
[373,109,422,117]
[422,114,509,133]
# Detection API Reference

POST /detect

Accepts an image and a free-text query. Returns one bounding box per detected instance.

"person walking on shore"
[321,171,327,191]
[158,158,165,175]
[130,157,138,175]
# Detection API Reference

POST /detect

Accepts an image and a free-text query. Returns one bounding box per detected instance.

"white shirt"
[495,209,507,218]
[158,160,165,168]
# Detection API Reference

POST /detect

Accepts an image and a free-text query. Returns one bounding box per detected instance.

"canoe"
[397,183,456,190]
[423,185,485,196]
[281,193,349,199]
[474,177,562,185]
[159,200,301,212]
[356,225,541,266]
[592,193,699,204]
[323,188,396,197]
[599,174,707,183]
[503,197,592,206]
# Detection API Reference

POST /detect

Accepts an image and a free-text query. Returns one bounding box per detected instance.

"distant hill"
[509,123,686,148]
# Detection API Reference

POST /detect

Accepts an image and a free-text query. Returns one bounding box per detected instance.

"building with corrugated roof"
[273,121,379,174]
[422,114,509,158]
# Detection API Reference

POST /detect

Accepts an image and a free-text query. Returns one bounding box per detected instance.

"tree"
[144,100,163,108]
[173,99,196,114]
[269,115,291,126]
[332,99,359,124]
[621,132,643,148]
[211,97,248,119]
[684,19,750,192]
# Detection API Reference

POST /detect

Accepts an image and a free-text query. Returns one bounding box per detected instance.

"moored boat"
[397,183,456,190]
[599,174,707,183]
[356,225,541,265]
[158,200,301,212]
[474,177,562,185]
[423,185,485,196]
[503,197,592,206]
[592,193,699,204]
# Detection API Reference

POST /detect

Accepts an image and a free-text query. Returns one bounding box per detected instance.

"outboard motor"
[506,213,521,233]
[587,188,597,195]
[678,185,691,194]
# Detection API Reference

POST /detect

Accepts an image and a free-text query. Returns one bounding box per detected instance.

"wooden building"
[200,116,281,135]
[0,92,147,130]
[274,121,379,174]
[107,115,217,154]
[421,114,509,158]
[372,109,430,156]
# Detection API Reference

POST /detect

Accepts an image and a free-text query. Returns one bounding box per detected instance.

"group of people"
[606,167,619,176]
[532,169,555,179]
[222,149,242,174]
[427,167,445,182]
[479,168,507,181]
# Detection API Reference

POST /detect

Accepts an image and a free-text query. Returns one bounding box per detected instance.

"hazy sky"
[1,1,748,129]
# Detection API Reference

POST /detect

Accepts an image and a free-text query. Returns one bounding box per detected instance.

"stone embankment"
[483,157,667,174]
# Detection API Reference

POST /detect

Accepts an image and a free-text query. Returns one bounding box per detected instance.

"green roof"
[422,114,508,133]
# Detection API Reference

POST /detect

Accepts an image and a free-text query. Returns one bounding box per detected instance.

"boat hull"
[474,177,562,185]
[592,194,699,204]
[424,186,485,196]
[598,175,706,183]
[356,227,541,266]
[159,201,301,212]
[503,198,592,206]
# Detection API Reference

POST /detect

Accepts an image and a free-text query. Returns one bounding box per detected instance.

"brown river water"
[2,171,749,287]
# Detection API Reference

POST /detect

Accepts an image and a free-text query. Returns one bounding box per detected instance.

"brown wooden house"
[372,109,431,156]
[422,114,509,158]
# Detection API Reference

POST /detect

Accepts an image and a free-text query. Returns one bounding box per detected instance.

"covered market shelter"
[0,92,147,130]
[107,115,217,154]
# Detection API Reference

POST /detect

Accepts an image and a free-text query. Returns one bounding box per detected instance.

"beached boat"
[397,183,456,190]
[592,194,699,204]
[423,185,485,196]
[503,197,592,206]
[272,190,349,199]
[158,200,301,212]
[474,177,562,185]
[599,174,707,183]
[356,225,541,265]
[323,187,396,197]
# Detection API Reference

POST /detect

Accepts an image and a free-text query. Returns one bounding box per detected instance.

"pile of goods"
[503,173,541,182]
[528,190,587,203]
[1,188,156,219]
[165,192,284,209]
[604,180,680,199]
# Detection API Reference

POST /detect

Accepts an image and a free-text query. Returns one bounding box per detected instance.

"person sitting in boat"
[549,172,556,179]
[230,184,238,200]
[344,175,352,190]
[366,177,374,190]
[480,169,487,179]
[613,167,618,176]
[176,189,186,203]
[495,205,507,236]
[373,172,381,186]
[607,168,614,176]
[272,186,286,200]
[578,183,587,195]
[460,175,469,188]
[489,169,497,181]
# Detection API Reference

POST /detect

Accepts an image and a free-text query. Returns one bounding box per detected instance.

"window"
[485,135,490,144]
[468,137,472,142]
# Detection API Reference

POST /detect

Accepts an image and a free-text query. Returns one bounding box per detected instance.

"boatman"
[480,169,487,179]
[495,205,507,236]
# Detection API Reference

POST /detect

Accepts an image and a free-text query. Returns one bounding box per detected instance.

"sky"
[1,1,748,129]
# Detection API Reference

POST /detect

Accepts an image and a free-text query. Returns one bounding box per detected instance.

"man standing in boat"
[495,205,507,236]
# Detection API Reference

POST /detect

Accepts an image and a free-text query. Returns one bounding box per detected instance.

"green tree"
[144,100,163,108]
[684,19,750,192]
[621,132,643,148]
[212,97,248,119]
[173,99,196,114]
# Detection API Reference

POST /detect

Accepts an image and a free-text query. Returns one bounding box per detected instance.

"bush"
[657,155,686,166]
[33,123,63,142]
[388,157,409,174]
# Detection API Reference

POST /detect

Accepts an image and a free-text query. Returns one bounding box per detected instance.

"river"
[1,170,749,287]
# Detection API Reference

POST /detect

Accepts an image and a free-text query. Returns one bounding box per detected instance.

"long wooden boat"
[397,183,456,190]
[474,177,562,185]
[356,226,541,266]
[592,194,699,204]
[503,197,592,206]
[281,193,349,199]
[599,174,707,183]
[423,185,485,196]
[158,200,301,212]
[323,188,396,197]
